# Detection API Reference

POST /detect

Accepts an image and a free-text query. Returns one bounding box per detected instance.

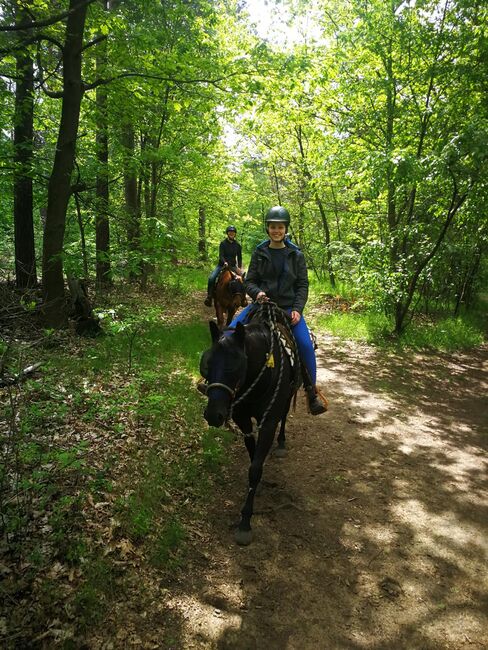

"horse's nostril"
[204,408,226,428]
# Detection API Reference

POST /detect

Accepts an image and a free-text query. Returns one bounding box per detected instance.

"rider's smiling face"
[227,230,236,240]
[268,222,286,241]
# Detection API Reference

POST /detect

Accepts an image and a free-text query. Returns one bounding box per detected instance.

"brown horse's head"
[213,270,247,329]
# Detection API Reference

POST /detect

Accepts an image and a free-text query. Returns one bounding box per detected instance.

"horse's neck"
[243,326,272,381]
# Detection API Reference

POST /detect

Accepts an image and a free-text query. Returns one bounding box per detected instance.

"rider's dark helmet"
[226,225,237,234]
[265,206,290,228]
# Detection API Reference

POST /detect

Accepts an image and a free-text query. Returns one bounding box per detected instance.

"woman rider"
[230,206,326,416]
[204,225,243,307]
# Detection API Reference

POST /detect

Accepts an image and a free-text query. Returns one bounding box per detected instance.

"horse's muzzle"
[204,407,227,428]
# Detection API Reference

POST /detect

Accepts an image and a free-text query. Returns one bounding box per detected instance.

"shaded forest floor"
[2,288,487,648]
[86,293,488,649]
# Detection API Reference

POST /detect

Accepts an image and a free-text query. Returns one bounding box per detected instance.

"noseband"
[205,382,237,398]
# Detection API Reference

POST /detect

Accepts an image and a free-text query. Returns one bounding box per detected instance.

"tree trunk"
[42,0,87,327]
[393,188,467,334]
[198,205,207,261]
[122,122,141,278]
[95,0,111,290]
[166,182,177,265]
[295,124,335,287]
[13,3,37,289]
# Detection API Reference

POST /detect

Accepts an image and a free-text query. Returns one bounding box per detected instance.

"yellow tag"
[266,353,275,368]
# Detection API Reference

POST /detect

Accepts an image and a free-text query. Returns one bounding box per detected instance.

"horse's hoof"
[274,446,288,458]
[235,528,253,546]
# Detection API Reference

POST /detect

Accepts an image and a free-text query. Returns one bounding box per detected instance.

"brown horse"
[213,267,247,329]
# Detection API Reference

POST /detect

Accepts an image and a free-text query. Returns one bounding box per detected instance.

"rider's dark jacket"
[245,239,308,314]
[218,238,242,268]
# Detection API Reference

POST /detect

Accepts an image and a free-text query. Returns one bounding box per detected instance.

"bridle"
[205,381,238,398]
[205,302,296,435]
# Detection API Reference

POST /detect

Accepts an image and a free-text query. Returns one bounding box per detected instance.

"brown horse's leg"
[215,303,225,330]
[226,307,236,327]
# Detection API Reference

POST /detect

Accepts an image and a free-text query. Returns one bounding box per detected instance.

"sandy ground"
[156,331,488,650]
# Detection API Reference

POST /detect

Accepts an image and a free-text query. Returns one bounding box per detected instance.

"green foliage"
[201,427,234,471]
[313,300,485,351]
[74,557,118,627]
[150,517,186,569]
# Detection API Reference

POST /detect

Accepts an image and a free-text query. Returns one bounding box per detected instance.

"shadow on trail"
[185,337,488,649]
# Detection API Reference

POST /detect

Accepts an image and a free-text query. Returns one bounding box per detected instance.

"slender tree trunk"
[166,182,177,265]
[95,0,111,290]
[198,205,207,261]
[42,0,87,326]
[393,188,467,333]
[13,3,37,289]
[122,122,141,278]
[74,193,89,277]
[295,125,335,287]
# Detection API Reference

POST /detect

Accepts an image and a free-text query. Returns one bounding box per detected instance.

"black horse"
[201,304,300,545]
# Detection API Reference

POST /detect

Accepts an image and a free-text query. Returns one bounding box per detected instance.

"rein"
[231,302,290,436]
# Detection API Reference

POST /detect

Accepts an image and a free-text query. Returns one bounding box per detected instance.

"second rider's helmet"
[265,206,290,226]
[226,225,237,234]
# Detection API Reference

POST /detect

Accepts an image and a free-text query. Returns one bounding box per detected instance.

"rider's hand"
[290,310,301,325]
[256,291,269,303]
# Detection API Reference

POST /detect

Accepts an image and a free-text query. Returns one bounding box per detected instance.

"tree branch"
[0,0,97,32]
[83,69,246,91]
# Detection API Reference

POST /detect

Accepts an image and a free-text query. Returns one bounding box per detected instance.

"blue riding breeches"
[229,304,317,385]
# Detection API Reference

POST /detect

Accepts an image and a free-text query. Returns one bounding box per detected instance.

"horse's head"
[202,320,247,428]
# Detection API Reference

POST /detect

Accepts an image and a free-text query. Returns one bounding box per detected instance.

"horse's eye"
[199,349,212,378]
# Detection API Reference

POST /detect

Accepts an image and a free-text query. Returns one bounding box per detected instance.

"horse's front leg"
[235,422,276,546]
[275,396,292,458]
[226,306,236,327]
[215,303,225,330]
[233,412,255,461]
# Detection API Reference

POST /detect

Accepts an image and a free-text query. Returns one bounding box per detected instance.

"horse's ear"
[234,321,246,348]
[209,320,220,343]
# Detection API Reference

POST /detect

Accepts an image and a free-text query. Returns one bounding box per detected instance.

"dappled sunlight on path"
[165,334,488,649]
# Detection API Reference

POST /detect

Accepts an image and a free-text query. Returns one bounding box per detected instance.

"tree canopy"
[0,0,486,331]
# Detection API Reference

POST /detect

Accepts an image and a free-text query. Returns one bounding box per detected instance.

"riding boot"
[204,295,212,307]
[305,385,326,416]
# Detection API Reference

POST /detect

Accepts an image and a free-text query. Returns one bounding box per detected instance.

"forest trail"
[165,306,488,649]
[91,298,488,649]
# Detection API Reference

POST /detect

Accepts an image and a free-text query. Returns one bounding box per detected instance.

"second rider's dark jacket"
[245,240,309,314]
[218,238,242,268]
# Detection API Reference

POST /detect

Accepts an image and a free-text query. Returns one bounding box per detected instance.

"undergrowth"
[308,278,486,350]
[0,280,232,646]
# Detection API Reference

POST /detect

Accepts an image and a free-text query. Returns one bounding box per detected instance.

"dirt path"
[162,331,488,649]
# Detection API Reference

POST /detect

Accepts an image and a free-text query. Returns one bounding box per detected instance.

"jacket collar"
[256,239,297,257]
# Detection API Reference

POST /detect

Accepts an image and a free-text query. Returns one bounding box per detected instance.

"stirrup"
[306,386,328,415]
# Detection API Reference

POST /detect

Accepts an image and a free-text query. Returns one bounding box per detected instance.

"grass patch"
[312,311,390,344]
[309,280,486,351]
[400,315,485,351]
[313,309,485,350]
